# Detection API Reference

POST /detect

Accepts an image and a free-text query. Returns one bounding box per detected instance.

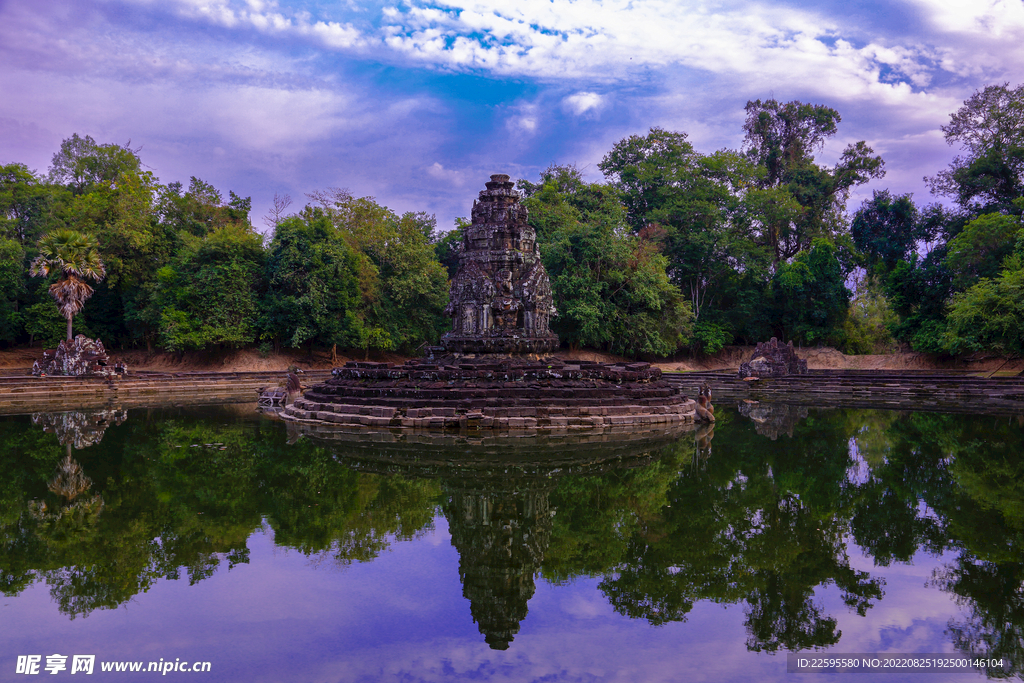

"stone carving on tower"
[441,174,558,355]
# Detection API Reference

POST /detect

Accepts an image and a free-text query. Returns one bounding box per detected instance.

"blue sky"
[2,0,1023,232]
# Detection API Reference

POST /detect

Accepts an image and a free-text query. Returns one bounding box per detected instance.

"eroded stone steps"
[664,371,1024,415]
[0,370,332,415]
[284,398,697,431]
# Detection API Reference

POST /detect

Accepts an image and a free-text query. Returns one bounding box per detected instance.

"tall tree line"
[2,83,1022,358]
[0,135,449,357]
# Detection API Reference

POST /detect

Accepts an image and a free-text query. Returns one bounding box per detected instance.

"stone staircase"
[664,370,1024,415]
[0,370,334,415]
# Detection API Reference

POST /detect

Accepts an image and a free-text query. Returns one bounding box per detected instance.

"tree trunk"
[66,315,73,341]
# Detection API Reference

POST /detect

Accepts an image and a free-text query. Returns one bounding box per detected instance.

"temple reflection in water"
[446,480,553,649]
[289,420,696,649]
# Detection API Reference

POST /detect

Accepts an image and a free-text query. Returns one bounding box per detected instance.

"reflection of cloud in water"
[846,439,872,486]
[828,542,958,655]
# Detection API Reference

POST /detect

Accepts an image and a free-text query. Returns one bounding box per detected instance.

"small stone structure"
[441,174,558,355]
[737,401,809,440]
[32,335,128,378]
[738,338,807,378]
[283,174,696,431]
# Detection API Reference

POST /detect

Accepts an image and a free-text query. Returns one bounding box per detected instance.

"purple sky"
[2,0,1023,232]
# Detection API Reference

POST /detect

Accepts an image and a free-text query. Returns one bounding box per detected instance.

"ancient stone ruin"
[738,338,808,379]
[32,335,128,378]
[442,173,558,355]
[283,174,697,432]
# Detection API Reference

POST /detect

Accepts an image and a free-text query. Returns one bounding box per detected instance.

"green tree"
[306,189,449,355]
[157,177,250,239]
[150,223,265,352]
[37,135,178,348]
[432,221,464,279]
[598,135,771,351]
[881,250,955,353]
[742,99,885,265]
[0,236,25,344]
[943,257,1024,356]
[851,190,923,276]
[29,229,106,340]
[770,239,851,345]
[47,134,143,195]
[927,82,1024,214]
[597,128,702,232]
[524,169,693,357]
[0,163,66,246]
[841,275,898,354]
[261,208,362,352]
[22,301,74,348]
[944,213,1022,289]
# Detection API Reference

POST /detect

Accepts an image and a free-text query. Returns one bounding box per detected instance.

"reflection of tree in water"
[741,492,882,652]
[30,408,127,503]
[307,425,689,651]
[843,412,1024,674]
[587,408,885,652]
[444,480,554,650]
[737,402,809,440]
[0,409,441,618]
[6,404,1024,659]
[936,560,1024,678]
[904,414,1024,677]
[47,454,93,500]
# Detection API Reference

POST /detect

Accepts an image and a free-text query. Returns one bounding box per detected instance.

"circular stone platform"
[281,357,696,432]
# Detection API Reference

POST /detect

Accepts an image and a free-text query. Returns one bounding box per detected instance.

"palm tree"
[30,229,106,341]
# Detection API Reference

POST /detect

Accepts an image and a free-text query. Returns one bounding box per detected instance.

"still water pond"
[1,403,1023,682]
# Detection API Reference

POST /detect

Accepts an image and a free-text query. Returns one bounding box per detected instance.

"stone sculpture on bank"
[738,338,808,379]
[32,335,128,378]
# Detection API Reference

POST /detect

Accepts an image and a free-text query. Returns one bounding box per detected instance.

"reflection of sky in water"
[0,519,982,683]
[4,405,1018,682]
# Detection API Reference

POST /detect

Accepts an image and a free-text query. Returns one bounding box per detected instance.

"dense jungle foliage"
[1,83,1022,358]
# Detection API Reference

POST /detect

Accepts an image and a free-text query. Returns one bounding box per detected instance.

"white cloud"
[511,116,537,133]
[426,162,466,186]
[104,0,1024,111]
[906,0,1024,36]
[503,102,539,136]
[564,92,603,116]
[5,0,1022,238]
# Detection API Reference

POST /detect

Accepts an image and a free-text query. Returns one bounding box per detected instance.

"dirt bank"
[1,344,1020,375]
[0,346,350,373]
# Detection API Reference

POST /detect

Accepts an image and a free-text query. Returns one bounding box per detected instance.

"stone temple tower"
[441,174,558,355]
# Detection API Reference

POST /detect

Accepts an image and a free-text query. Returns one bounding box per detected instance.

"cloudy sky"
[2,0,1023,232]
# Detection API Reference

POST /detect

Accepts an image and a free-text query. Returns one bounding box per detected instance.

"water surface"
[2,403,1022,682]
